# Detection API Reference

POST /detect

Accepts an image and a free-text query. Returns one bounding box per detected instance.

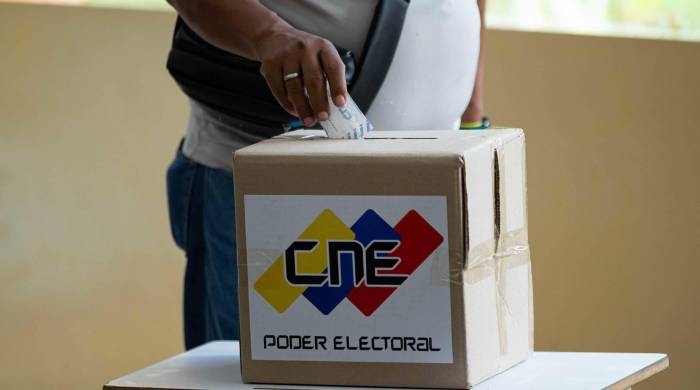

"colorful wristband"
[460,116,491,130]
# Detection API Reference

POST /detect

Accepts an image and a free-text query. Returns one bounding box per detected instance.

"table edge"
[605,354,669,390]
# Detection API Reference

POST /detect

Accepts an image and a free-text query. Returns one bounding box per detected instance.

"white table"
[104,341,668,390]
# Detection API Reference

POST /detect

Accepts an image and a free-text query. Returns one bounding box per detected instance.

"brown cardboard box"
[233,129,533,389]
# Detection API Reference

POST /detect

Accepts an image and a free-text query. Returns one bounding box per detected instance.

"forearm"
[462,0,486,123]
[168,0,348,124]
[166,0,291,60]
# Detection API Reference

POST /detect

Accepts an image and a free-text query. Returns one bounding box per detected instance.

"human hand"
[254,25,348,127]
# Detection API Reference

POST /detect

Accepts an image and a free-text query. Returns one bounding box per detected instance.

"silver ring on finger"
[283,72,301,82]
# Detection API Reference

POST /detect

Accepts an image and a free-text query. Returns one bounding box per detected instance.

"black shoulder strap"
[351,0,410,113]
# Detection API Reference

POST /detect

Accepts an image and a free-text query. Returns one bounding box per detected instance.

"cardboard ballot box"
[233,129,533,389]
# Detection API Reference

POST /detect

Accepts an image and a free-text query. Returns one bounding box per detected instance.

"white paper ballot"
[319,94,373,140]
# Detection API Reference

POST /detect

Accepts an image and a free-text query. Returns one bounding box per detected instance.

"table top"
[104,341,668,390]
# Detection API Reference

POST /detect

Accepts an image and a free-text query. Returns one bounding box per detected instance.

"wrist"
[251,18,294,60]
[461,102,483,123]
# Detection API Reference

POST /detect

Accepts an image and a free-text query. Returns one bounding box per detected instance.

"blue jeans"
[166,146,239,350]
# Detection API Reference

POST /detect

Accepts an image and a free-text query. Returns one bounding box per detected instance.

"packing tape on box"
[499,138,532,357]
[463,231,529,285]
[463,229,530,356]
[457,136,532,357]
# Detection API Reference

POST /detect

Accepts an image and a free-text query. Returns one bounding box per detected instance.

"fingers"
[320,45,348,107]
[260,64,296,116]
[301,53,330,121]
[283,63,315,127]
[259,33,346,127]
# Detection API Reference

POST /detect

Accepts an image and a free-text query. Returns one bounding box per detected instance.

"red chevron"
[346,210,444,316]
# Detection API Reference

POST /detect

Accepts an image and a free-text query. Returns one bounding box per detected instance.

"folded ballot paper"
[319,94,373,139]
[232,129,534,388]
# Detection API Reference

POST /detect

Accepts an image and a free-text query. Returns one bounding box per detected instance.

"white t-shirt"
[259,0,379,60]
[183,0,481,171]
[369,0,481,130]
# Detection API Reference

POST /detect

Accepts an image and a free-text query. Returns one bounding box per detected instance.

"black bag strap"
[351,0,409,113]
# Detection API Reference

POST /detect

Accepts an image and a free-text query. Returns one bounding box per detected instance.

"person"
[165,0,487,350]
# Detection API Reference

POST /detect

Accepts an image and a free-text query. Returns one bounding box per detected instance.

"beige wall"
[1,4,185,389]
[483,29,700,390]
[1,3,697,389]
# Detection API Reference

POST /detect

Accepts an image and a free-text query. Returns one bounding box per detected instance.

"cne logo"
[253,209,444,316]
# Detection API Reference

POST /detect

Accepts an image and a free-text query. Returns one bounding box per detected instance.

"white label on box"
[244,195,453,363]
